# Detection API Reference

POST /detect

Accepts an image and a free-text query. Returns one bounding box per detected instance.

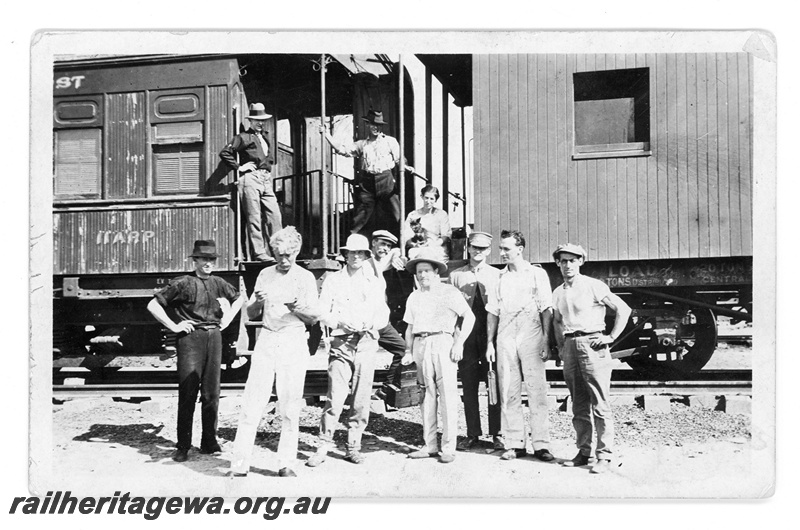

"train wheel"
[623,306,718,378]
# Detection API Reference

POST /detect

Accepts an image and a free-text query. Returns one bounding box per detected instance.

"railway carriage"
[52,50,753,382]
[471,53,753,375]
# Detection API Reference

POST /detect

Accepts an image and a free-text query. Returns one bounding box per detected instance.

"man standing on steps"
[220,102,282,262]
[321,110,414,235]
[552,243,631,475]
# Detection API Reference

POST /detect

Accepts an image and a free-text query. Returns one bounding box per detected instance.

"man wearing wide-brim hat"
[321,109,416,235]
[220,102,282,262]
[448,231,503,451]
[401,247,475,463]
[551,243,631,474]
[147,240,244,462]
[307,234,389,467]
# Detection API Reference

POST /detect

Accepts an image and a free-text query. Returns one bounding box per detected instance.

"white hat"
[340,234,372,256]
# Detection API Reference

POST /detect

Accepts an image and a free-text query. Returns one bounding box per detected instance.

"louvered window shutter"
[54,129,102,198]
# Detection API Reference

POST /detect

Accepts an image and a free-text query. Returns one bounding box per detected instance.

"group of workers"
[147,103,632,478]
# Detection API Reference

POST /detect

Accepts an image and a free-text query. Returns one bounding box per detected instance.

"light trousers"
[413,333,459,456]
[319,333,379,452]
[496,312,550,451]
[231,328,309,473]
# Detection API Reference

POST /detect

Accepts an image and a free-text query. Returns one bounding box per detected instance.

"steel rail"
[53,369,752,399]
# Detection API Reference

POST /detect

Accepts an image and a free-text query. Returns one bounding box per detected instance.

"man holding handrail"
[321,110,414,236]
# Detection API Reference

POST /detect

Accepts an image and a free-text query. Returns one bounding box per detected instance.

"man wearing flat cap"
[448,231,502,451]
[308,234,388,467]
[147,240,244,462]
[552,243,631,474]
[321,110,415,235]
[366,230,408,392]
[402,247,475,463]
[220,103,282,262]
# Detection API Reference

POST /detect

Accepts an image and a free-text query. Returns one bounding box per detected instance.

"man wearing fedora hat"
[551,243,631,474]
[321,110,415,235]
[448,231,503,451]
[307,234,388,467]
[147,240,244,462]
[402,247,475,463]
[220,102,282,262]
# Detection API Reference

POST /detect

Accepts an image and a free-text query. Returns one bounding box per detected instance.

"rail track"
[52,368,752,399]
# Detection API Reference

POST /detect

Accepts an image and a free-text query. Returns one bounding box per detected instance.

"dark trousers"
[459,315,501,438]
[351,169,401,235]
[176,328,222,451]
[378,323,406,387]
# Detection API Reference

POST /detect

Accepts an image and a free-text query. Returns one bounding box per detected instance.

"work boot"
[278,467,298,477]
[306,449,328,467]
[562,452,593,467]
[500,448,527,460]
[457,436,480,451]
[590,459,612,474]
[532,449,555,462]
[345,450,366,464]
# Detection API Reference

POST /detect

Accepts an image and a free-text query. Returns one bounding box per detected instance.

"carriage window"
[54,129,102,199]
[572,67,650,159]
[153,144,202,195]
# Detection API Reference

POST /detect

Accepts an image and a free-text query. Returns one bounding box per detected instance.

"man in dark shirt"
[147,240,244,462]
[219,103,282,262]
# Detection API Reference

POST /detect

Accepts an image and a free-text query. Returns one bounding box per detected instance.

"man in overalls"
[486,230,555,462]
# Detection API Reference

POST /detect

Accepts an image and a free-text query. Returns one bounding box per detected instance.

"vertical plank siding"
[106,93,147,199]
[207,85,230,182]
[473,52,753,264]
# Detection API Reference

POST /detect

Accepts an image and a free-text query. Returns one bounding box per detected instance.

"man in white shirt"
[229,227,320,478]
[402,247,475,463]
[307,234,388,467]
[486,230,555,462]
[552,243,631,474]
[322,110,414,235]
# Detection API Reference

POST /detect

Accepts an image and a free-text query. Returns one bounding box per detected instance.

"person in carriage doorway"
[485,230,556,462]
[146,240,244,463]
[404,185,452,258]
[364,230,409,398]
[552,243,631,474]
[448,231,503,452]
[229,227,321,478]
[307,234,388,467]
[402,247,475,463]
[321,109,415,236]
[219,102,283,262]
